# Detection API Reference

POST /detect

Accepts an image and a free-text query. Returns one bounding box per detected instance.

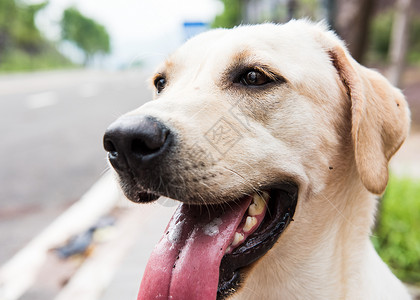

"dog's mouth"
[138,183,298,300]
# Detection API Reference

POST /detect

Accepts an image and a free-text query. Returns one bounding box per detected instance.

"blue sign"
[183,22,209,40]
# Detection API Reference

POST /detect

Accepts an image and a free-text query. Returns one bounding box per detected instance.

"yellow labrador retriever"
[103,20,411,299]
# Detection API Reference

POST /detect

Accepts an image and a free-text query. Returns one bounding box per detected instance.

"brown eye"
[154,77,166,93]
[240,70,271,86]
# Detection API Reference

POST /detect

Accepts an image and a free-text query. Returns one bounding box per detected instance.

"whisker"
[241,285,261,297]
[222,166,260,195]
[222,166,271,214]
[157,175,164,191]
[100,167,110,177]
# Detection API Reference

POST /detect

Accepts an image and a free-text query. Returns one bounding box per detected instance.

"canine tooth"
[249,192,268,216]
[232,232,244,247]
[243,216,257,233]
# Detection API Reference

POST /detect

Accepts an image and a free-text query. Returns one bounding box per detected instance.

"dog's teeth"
[243,216,257,233]
[232,232,244,247]
[225,246,232,254]
[249,192,268,216]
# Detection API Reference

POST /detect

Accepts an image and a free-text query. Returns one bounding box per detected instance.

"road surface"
[0,69,152,265]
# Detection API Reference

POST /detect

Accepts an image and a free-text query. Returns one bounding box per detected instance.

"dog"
[103,20,411,300]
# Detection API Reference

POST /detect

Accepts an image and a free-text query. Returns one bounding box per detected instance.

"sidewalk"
[99,203,176,300]
[0,172,177,300]
[54,200,177,300]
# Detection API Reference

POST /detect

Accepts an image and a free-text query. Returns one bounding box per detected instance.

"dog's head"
[103,20,409,299]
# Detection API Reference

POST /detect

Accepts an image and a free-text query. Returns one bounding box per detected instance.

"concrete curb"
[0,172,120,300]
[54,208,145,300]
[53,200,177,300]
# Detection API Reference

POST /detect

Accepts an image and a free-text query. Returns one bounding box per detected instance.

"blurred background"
[0,0,419,299]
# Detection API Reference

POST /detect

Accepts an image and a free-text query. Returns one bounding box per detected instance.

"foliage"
[295,0,319,20]
[61,7,110,64]
[0,0,46,53]
[372,175,420,284]
[0,0,17,51]
[0,43,75,73]
[0,0,17,53]
[369,10,393,61]
[13,2,47,52]
[211,0,320,27]
[212,0,242,28]
[369,10,420,64]
[408,15,420,63]
[0,0,73,72]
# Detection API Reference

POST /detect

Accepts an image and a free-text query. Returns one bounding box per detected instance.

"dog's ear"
[328,45,410,194]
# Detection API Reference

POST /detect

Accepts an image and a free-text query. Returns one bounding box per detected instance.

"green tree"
[0,0,17,54]
[0,0,74,72]
[212,0,243,28]
[61,7,110,65]
[13,2,48,53]
[0,0,46,55]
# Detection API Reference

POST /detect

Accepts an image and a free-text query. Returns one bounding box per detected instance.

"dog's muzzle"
[103,114,298,300]
[103,114,174,202]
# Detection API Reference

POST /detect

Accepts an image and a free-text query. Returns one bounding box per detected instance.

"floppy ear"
[329,46,410,194]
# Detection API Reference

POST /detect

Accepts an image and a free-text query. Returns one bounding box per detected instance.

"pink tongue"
[138,197,252,300]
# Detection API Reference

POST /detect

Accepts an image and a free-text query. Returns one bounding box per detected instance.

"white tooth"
[225,246,232,254]
[249,192,268,216]
[232,232,244,247]
[243,216,257,233]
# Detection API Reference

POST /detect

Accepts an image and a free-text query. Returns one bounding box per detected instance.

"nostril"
[131,139,156,156]
[131,129,169,157]
[104,138,118,158]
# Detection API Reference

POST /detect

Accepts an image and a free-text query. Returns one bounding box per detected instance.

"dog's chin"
[124,179,298,300]
[116,174,161,203]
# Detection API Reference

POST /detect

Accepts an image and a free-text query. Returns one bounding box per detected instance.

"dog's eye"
[154,76,166,94]
[240,70,272,86]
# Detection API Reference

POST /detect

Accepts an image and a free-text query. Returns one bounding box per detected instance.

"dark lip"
[116,172,161,203]
[217,183,298,299]
[136,190,161,202]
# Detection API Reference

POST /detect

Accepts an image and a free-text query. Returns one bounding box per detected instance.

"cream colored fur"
[125,20,411,299]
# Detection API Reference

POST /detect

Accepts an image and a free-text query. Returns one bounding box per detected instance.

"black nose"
[103,115,171,171]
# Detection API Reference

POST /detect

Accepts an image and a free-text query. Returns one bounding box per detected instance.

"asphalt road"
[0,69,152,265]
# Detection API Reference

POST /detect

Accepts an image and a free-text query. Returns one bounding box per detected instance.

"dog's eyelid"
[152,73,165,83]
[253,66,286,83]
[232,65,286,86]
